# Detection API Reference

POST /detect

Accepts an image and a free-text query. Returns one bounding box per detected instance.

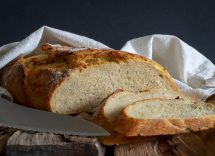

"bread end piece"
[114,99,215,136]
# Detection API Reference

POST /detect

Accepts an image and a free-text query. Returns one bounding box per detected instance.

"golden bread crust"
[1,56,29,106]
[115,115,215,136]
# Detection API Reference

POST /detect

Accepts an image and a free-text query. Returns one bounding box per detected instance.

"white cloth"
[0,26,214,101]
[121,35,215,100]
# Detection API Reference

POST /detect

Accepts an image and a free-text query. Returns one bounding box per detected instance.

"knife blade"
[0,97,109,136]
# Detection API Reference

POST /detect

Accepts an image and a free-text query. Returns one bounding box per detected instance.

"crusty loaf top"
[24,46,178,90]
[25,48,161,71]
[23,44,174,80]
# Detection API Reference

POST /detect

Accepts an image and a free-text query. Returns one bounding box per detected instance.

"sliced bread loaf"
[92,89,196,130]
[114,99,215,136]
[1,44,178,114]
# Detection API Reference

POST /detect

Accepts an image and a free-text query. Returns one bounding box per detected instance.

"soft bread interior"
[127,100,215,119]
[104,90,195,122]
[51,61,175,114]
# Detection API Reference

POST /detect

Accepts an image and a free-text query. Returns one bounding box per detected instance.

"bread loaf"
[114,99,215,136]
[92,89,195,130]
[1,44,178,114]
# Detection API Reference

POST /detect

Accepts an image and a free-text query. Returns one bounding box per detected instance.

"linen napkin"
[121,35,215,100]
[0,26,214,101]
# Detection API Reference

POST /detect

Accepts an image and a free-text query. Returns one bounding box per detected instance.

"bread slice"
[1,44,178,114]
[92,89,196,130]
[114,99,215,136]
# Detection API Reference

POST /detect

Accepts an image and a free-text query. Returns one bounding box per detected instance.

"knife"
[0,97,109,136]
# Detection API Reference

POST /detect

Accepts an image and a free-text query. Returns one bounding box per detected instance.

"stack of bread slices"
[92,89,215,145]
[1,43,215,145]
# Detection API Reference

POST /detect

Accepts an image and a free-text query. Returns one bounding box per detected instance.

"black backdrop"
[0,0,215,63]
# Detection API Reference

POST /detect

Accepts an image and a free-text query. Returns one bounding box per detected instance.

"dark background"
[0,0,214,63]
